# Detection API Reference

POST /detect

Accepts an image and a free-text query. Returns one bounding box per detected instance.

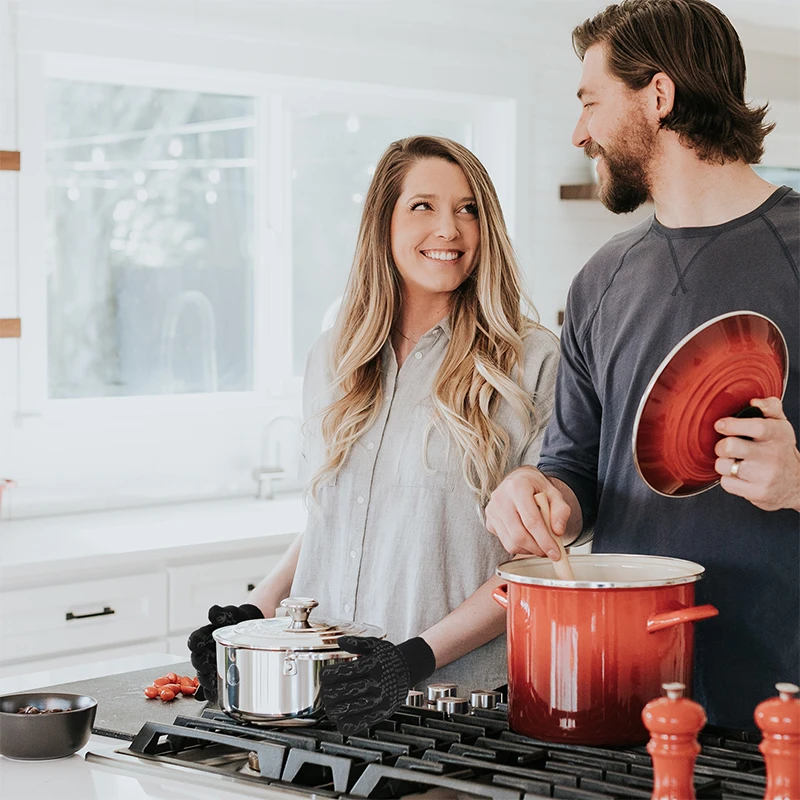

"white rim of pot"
[496,554,706,589]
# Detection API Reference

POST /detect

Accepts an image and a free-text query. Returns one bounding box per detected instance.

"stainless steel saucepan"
[213,597,384,724]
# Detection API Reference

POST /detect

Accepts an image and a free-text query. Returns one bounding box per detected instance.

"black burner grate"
[119,702,766,799]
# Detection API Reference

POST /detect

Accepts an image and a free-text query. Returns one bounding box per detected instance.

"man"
[485,0,799,730]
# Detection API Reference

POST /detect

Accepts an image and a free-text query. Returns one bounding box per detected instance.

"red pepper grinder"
[754,682,800,800]
[642,681,706,800]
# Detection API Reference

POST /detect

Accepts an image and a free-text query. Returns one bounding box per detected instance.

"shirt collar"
[435,316,452,340]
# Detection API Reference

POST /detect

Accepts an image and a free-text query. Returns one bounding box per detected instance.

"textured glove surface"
[320,636,435,735]
[187,603,263,703]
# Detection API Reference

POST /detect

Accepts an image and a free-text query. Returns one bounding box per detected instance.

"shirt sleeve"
[537,290,602,544]
[518,327,561,467]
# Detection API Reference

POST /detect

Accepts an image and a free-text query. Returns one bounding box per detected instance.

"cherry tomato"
[166,672,178,683]
[153,677,171,687]
[180,684,197,696]
[160,689,176,701]
[144,686,159,698]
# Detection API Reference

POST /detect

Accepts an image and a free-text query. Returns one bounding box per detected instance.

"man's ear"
[650,72,675,119]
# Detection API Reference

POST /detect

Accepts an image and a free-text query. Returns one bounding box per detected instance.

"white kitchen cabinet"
[166,634,190,658]
[167,553,282,633]
[0,496,303,673]
[0,572,168,665]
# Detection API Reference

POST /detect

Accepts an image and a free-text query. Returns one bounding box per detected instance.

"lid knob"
[642,682,706,800]
[280,597,319,630]
[754,682,800,800]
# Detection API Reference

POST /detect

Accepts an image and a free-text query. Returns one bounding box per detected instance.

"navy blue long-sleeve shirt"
[539,186,800,730]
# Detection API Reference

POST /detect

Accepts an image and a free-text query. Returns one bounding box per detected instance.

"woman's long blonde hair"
[309,135,547,505]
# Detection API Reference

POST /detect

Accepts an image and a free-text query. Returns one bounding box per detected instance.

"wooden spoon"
[533,492,575,581]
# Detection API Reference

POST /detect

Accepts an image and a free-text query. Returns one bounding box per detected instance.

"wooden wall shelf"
[0,151,21,171]
[560,183,599,200]
[0,318,21,339]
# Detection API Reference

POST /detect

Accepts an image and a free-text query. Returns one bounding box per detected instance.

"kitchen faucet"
[253,416,302,499]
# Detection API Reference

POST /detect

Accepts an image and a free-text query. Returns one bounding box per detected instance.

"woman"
[189,135,559,733]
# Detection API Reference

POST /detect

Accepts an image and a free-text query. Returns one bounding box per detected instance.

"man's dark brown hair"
[572,0,774,164]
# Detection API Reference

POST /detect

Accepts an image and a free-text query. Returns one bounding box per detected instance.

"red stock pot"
[493,554,718,745]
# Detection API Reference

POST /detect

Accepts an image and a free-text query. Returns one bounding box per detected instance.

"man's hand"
[714,397,800,512]
[485,466,573,558]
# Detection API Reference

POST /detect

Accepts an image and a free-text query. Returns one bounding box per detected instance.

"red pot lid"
[632,311,788,498]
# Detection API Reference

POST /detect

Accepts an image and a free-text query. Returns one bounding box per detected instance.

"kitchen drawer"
[167,552,285,633]
[0,572,168,664]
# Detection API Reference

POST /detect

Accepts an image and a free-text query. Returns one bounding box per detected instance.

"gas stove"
[87,701,767,799]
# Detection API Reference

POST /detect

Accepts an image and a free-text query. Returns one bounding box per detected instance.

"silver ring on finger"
[729,458,742,479]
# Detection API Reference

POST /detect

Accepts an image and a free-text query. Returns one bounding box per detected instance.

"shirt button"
[344,603,351,613]
[414,352,422,360]
[357,495,364,504]
[349,550,357,558]
[367,442,375,450]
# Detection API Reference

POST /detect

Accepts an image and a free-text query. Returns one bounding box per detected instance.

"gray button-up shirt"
[291,318,559,694]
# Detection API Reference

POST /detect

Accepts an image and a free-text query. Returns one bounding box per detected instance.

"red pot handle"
[492,584,509,609]
[647,604,719,633]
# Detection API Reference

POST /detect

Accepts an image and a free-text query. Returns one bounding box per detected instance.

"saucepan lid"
[213,597,384,650]
[632,310,788,498]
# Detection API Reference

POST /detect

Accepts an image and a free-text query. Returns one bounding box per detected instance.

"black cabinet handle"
[66,606,116,621]
[246,583,256,592]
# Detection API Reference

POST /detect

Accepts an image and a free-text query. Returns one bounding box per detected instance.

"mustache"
[584,142,604,160]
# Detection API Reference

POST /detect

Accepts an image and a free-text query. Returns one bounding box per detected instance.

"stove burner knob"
[405,690,425,707]
[436,696,470,715]
[470,690,502,709]
[426,683,457,705]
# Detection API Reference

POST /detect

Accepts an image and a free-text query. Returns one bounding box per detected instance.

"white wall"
[0,0,798,517]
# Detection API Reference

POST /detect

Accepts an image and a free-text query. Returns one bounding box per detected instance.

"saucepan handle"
[492,584,509,609]
[647,604,718,633]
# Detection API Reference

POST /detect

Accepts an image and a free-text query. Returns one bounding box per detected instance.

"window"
[753,166,800,192]
[46,81,256,399]
[12,52,514,516]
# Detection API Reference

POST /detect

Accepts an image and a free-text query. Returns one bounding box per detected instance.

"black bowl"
[0,692,97,760]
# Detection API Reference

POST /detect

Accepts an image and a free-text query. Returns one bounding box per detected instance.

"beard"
[586,116,657,214]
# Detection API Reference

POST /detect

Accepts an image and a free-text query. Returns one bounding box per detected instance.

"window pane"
[46,80,255,398]
[753,166,800,192]
[291,113,472,375]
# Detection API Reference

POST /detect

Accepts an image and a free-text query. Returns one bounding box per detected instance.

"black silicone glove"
[188,603,263,703]
[320,636,436,735]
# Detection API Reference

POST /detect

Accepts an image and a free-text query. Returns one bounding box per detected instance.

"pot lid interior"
[213,598,384,649]
[497,554,705,588]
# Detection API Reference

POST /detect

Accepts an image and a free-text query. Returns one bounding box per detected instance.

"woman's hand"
[187,603,264,702]
[320,636,435,735]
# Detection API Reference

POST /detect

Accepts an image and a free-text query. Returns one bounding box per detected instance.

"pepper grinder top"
[643,682,706,735]
[755,682,800,735]
[642,682,706,800]
[754,682,800,800]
